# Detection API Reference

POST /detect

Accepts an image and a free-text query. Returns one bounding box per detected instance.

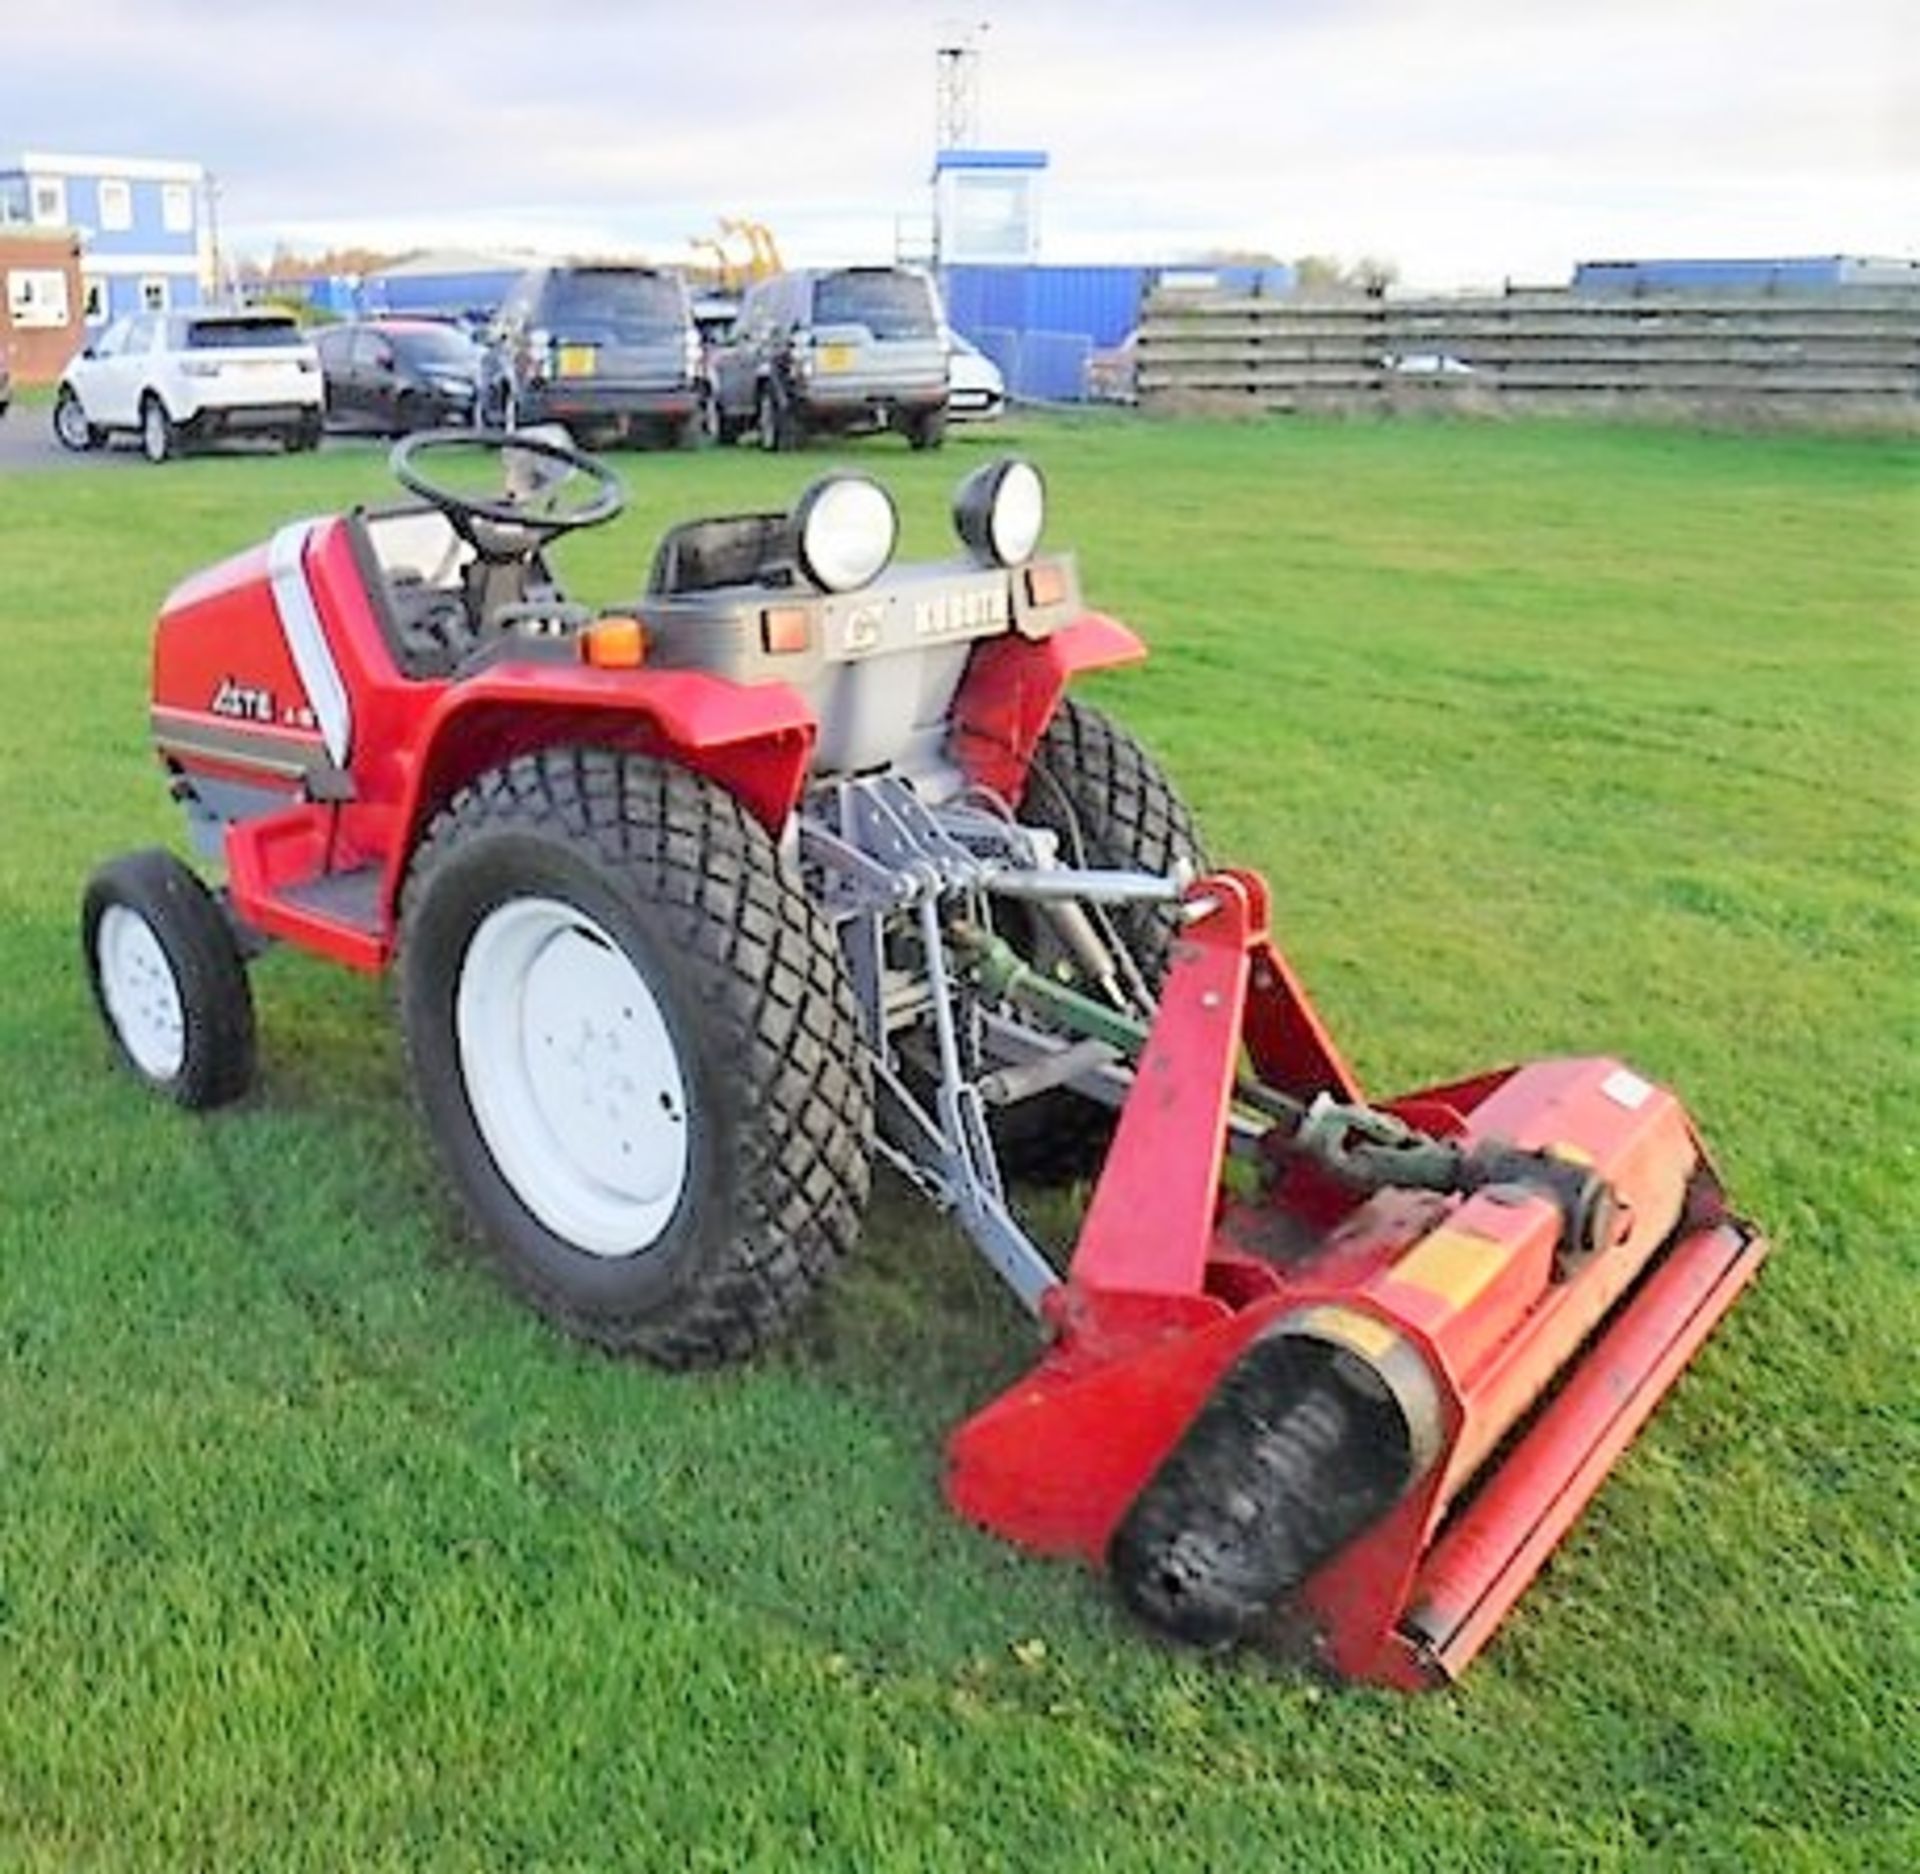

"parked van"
[482,264,707,448]
[709,266,948,451]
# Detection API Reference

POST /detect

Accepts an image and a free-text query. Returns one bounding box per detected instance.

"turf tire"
[81,849,256,1109]
[398,748,872,1367]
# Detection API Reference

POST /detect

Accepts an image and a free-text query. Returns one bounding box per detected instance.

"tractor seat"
[351,504,572,680]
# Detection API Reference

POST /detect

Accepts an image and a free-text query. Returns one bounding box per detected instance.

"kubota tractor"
[83,431,1767,1685]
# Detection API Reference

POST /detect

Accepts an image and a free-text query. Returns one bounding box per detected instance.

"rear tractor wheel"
[81,849,257,1109]
[398,749,873,1366]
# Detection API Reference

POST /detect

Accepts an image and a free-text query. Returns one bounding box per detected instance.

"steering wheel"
[390,427,625,562]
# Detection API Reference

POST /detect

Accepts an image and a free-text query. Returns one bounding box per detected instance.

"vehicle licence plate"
[816,344,857,372]
[557,345,597,378]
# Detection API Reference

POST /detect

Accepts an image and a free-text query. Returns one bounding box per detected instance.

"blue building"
[0,151,206,324]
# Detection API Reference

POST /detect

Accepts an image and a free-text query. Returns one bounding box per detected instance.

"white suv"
[54,308,324,462]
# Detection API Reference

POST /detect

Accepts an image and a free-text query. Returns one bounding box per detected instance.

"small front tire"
[82,850,256,1109]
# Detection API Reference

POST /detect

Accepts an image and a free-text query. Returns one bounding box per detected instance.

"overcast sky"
[2,0,1911,287]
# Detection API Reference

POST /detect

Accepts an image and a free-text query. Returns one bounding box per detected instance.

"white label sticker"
[1601,1067,1653,1110]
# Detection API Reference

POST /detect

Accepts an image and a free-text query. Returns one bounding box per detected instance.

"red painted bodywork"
[946,871,1768,1687]
[948,613,1147,803]
[152,518,830,968]
[149,521,1147,972]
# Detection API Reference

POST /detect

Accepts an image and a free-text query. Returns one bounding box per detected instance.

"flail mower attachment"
[944,869,1767,1688]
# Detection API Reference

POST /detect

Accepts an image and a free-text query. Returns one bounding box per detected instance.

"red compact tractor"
[84,432,1767,1686]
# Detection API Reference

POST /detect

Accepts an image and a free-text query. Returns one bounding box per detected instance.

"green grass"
[2,416,1916,1869]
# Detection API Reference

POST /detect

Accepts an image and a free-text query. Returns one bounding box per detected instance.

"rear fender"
[381,666,817,918]
[948,612,1147,804]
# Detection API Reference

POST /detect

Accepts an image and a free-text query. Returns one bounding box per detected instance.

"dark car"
[314,320,482,434]
[481,263,706,449]
[709,266,948,451]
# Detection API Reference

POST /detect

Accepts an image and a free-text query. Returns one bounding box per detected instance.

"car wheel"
[676,398,713,451]
[398,747,872,1366]
[81,849,257,1109]
[907,408,948,452]
[140,394,176,464]
[757,382,802,453]
[53,386,103,452]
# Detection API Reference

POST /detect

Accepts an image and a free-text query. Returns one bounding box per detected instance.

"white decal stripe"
[267,521,352,767]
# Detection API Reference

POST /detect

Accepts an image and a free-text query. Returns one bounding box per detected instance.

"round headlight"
[953,457,1047,567]
[793,475,898,594]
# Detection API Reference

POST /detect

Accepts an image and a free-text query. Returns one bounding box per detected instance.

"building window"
[139,275,171,313]
[82,275,107,322]
[0,178,27,226]
[98,178,133,232]
[7,269,71,328]
[162,183,195,234]
[30,177,67,226]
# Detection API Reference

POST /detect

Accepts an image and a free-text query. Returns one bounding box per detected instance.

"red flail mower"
[85,432,1767,1686]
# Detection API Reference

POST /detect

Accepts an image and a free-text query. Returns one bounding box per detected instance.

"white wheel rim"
[57,396,88,447]
[97,905,186,1080]
[456,898,691,1258]
[143,404,166,459]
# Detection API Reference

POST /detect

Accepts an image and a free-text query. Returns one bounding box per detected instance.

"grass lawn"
[0,415,1914,1869]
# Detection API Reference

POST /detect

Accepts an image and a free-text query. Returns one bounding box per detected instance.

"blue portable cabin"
[940,261,1295,401]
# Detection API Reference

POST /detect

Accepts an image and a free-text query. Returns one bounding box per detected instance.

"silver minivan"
[709,267,948,451]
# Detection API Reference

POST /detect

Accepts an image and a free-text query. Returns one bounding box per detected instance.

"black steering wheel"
[390,427,625,561]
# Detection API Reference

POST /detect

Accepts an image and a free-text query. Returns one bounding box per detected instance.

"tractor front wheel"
[81,849,257,1108]
[398,748,872,1366]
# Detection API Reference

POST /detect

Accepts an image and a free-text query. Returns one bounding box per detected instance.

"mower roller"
[83,431,1767,1686]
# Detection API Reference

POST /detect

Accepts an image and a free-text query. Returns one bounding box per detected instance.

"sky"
[0,0,1911,288]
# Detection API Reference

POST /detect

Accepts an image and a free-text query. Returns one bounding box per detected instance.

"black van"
[482,264,707,448]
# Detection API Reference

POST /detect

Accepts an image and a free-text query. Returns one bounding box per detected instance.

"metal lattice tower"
[934,20,987,150]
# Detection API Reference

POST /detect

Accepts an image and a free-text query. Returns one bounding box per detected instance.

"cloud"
[2,0,1910,285]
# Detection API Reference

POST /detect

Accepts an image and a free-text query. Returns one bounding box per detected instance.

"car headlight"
[793,475,898,594]
[953,457,1046,567]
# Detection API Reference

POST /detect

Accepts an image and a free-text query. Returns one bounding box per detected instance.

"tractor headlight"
[793,475,898,594]
[953,457,1046,567]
